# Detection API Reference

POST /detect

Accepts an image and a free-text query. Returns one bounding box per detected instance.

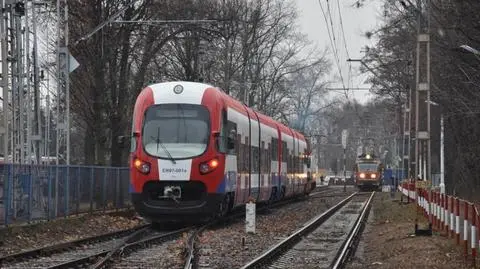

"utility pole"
[1,1,9,163]
[341,129,348,193]
[413,0,431,182]
[32,0,41,164]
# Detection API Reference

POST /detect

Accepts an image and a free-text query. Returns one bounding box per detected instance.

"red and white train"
[129,81,314,223]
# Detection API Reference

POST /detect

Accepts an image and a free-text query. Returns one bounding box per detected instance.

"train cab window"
[142,104,209,159]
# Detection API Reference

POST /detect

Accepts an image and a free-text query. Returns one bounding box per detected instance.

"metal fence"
[0,164,131,226]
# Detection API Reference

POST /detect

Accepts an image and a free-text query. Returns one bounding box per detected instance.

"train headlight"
[370,173,376,179]
[200,158,219,174]
[134,158,151,174]
[359,173,365,179]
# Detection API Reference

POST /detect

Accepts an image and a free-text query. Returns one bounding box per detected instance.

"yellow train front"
[354,154,383,191]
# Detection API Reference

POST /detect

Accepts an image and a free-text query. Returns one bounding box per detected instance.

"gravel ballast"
[0,211,145,256]
[193,186,355,269]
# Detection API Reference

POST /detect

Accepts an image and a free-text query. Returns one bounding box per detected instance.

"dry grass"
[347,192,475,269]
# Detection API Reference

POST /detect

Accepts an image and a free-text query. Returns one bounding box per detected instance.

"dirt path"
[347,192,472,269]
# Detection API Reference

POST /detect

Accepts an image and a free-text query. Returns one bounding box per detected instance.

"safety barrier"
[398,182,480,267]
[0,164,131,226]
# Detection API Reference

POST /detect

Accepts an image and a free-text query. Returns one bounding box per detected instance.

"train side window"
[217,109,228,153]
[267,143,271,172]
[252,147,259,173]
[281,141,288,163]
[237,134,243,173]
[244,136,249,173]
[226,121,237,154]
[260,141,265,173]
[271,138,277,161]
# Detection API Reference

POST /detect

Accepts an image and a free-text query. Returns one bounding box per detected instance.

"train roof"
[143,81,306,142]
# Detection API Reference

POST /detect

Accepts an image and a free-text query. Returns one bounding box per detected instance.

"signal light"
[134,158,151,174]
[200,158,219,174]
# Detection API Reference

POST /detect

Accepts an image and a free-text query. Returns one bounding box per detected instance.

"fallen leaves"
[0,211,144,256]
[345,193,471,269]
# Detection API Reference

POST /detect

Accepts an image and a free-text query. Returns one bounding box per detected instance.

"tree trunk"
[84,124,96,165]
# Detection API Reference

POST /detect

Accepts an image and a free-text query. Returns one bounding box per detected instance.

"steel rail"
[89,226,192,269]
[331,191,375,269]
[239,192,358,269]
[181,187,335,269]
[0,223,151,265]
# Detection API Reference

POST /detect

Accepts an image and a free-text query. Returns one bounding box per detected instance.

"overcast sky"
[296,0,385,104]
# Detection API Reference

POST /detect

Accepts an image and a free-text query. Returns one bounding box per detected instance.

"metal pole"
[25,2,31,163]
[15,7,24,164]
[1,1,8,163]
[9,7,15,163]
[65,0,70,165]
[414,0,420,179]
[55,0,61,217]
[32,0,41,163]
[401,105,406,179]
[343,147,346,192]
[426,0,432,184]
[439,114,445,194]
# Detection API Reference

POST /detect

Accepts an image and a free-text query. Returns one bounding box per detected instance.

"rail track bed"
[0,224,153,269]
[241,191,374,269]
[185,187,355,269]
[0,186,338,269]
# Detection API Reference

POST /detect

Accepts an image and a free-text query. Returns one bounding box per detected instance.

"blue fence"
[0,164,131,226]
[382,168,406,185]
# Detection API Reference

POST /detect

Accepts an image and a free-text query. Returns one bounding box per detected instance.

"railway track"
[0,224,153,268]
[0,186,337,269]
[182,186,352,269]
[240,191,375,269]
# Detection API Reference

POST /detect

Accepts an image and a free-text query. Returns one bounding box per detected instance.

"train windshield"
[357,163,378,171]
[142,104,210,159]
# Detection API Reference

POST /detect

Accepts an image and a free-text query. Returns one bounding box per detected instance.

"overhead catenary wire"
[318,0,348,100]
[336,0,353,90]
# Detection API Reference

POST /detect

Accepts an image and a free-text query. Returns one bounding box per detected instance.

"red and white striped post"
[422,189,430,217]
[464,201,469,258]
[441,194,445,232]
[435,192,442,231]
[456,197,460,245]
[471,203,476,267]
[432,191,438,230]
[445,195,449,235]
[478,213,480,263]
[450,196,454,238]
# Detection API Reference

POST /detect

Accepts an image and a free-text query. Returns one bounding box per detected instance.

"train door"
[249,110,261,202]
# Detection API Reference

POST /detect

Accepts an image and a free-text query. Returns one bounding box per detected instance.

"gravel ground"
[0,210,145,256]
[192,186,356,269]
[346,192,471,269]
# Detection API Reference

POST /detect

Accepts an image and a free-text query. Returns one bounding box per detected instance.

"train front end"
[354,154,382,191]
[129,82,227,223]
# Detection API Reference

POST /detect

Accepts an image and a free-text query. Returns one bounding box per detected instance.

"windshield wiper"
[152,127,176,164]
